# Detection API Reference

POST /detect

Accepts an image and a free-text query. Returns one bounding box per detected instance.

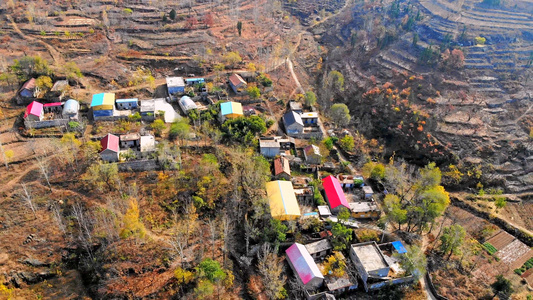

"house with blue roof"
[283,111,304,137]
[219,101,243,122]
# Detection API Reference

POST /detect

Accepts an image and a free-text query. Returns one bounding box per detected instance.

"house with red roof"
[100,133,120,162]
[286,243,324,290]
[23,101,44,122]
[322,175,350,213]
[273,156,291,180]
[228,73,247,94]
[19,78,36,99]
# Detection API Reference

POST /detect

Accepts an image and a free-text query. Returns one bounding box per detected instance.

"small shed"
[219,101,243,122]
[19,78,36,98]
[318,205,332,218]
[100,133,120,162]
[140,135,156,153]
[43,102,63,114]
[391,241,407,254]
[62,99,79,120]
[178,95,198,114]
[24,101,44,121]
[305,239,333,260]
[363,186,374,199]
[273,156,291,180]
[286,243,324,290]
[115,98,138,110]
[185,78,205,86]
[283,111,304,136]
[260,139,281,158]
[289,100,303,114]
[304,145,322,165]
[229,74,247,94]
[166,77,185,94]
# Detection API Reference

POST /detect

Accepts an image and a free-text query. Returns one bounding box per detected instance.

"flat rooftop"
[305,239,332,255]
[351,242,389,272]
[349,201,379,213]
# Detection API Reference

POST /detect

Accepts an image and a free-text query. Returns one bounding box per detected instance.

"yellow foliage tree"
[120,199,146,239]
[174,267,194,284]
[321,252,346,277]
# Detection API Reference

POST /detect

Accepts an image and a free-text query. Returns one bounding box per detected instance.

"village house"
[140,135,156,154]
[283,111,304,137]
[140,98,180,123]
[304,239,333,260]
[322,175,350,214]
[266,180,301,221]
[219,101,243,122]
[19,78,36,99]
[300,112,319,126]
[99,133,120,162]
[348,201,380,219]
[318,205,332,218]
[260,138,280,157]
[337,175,364,190]
[304,145,322,165]
[43,102,62,114]
[166,77,185,95]
[228,73,247,94]
[91,93,115,120]
[286,243,324,290]
[119,133,141,150]
[273,156,291,180]
[178,95,198,114]
[24,101,44,122]
[294,186,314,204]
[115,98,138,110]
[349,241,391,292]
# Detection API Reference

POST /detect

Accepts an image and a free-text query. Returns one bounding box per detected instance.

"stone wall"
[25,119,69,129]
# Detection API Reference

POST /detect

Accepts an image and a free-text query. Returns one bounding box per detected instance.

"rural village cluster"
[20,71,417,298]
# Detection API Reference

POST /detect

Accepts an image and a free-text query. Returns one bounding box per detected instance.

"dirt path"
[6,15,64,66]
[310,0,354,29]
[286,58,305,94]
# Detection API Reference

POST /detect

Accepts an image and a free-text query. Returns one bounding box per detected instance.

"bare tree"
[257,243,286,299]
[51,202,66,234]
[35,156,52,192]
[72,201,94,260]
[221,211,234,267]
[20,183,37,219]
[207,218,218,259]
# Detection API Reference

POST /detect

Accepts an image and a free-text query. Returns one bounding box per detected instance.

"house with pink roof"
[23,101,44,122]
[100,133,120,162]
[286,243,324,290]
[322,175,350,213]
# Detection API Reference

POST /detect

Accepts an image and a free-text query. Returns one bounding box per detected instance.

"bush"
[481,242,497,255]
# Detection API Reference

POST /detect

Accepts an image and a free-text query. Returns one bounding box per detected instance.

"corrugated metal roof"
[91,93,115,107]
[274,157,290,176]
[220,101,243,116]
[24,101,43,118]
[286,243,324,285]
[43,102,62,107]
[266,181,300,220]
[283,111,304,127]
[116,98,138,103]
[229,74,246,87]
[21,78,36,90]
[392,241,407,254]
[100,133,119,153]
[322,175,349,210]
